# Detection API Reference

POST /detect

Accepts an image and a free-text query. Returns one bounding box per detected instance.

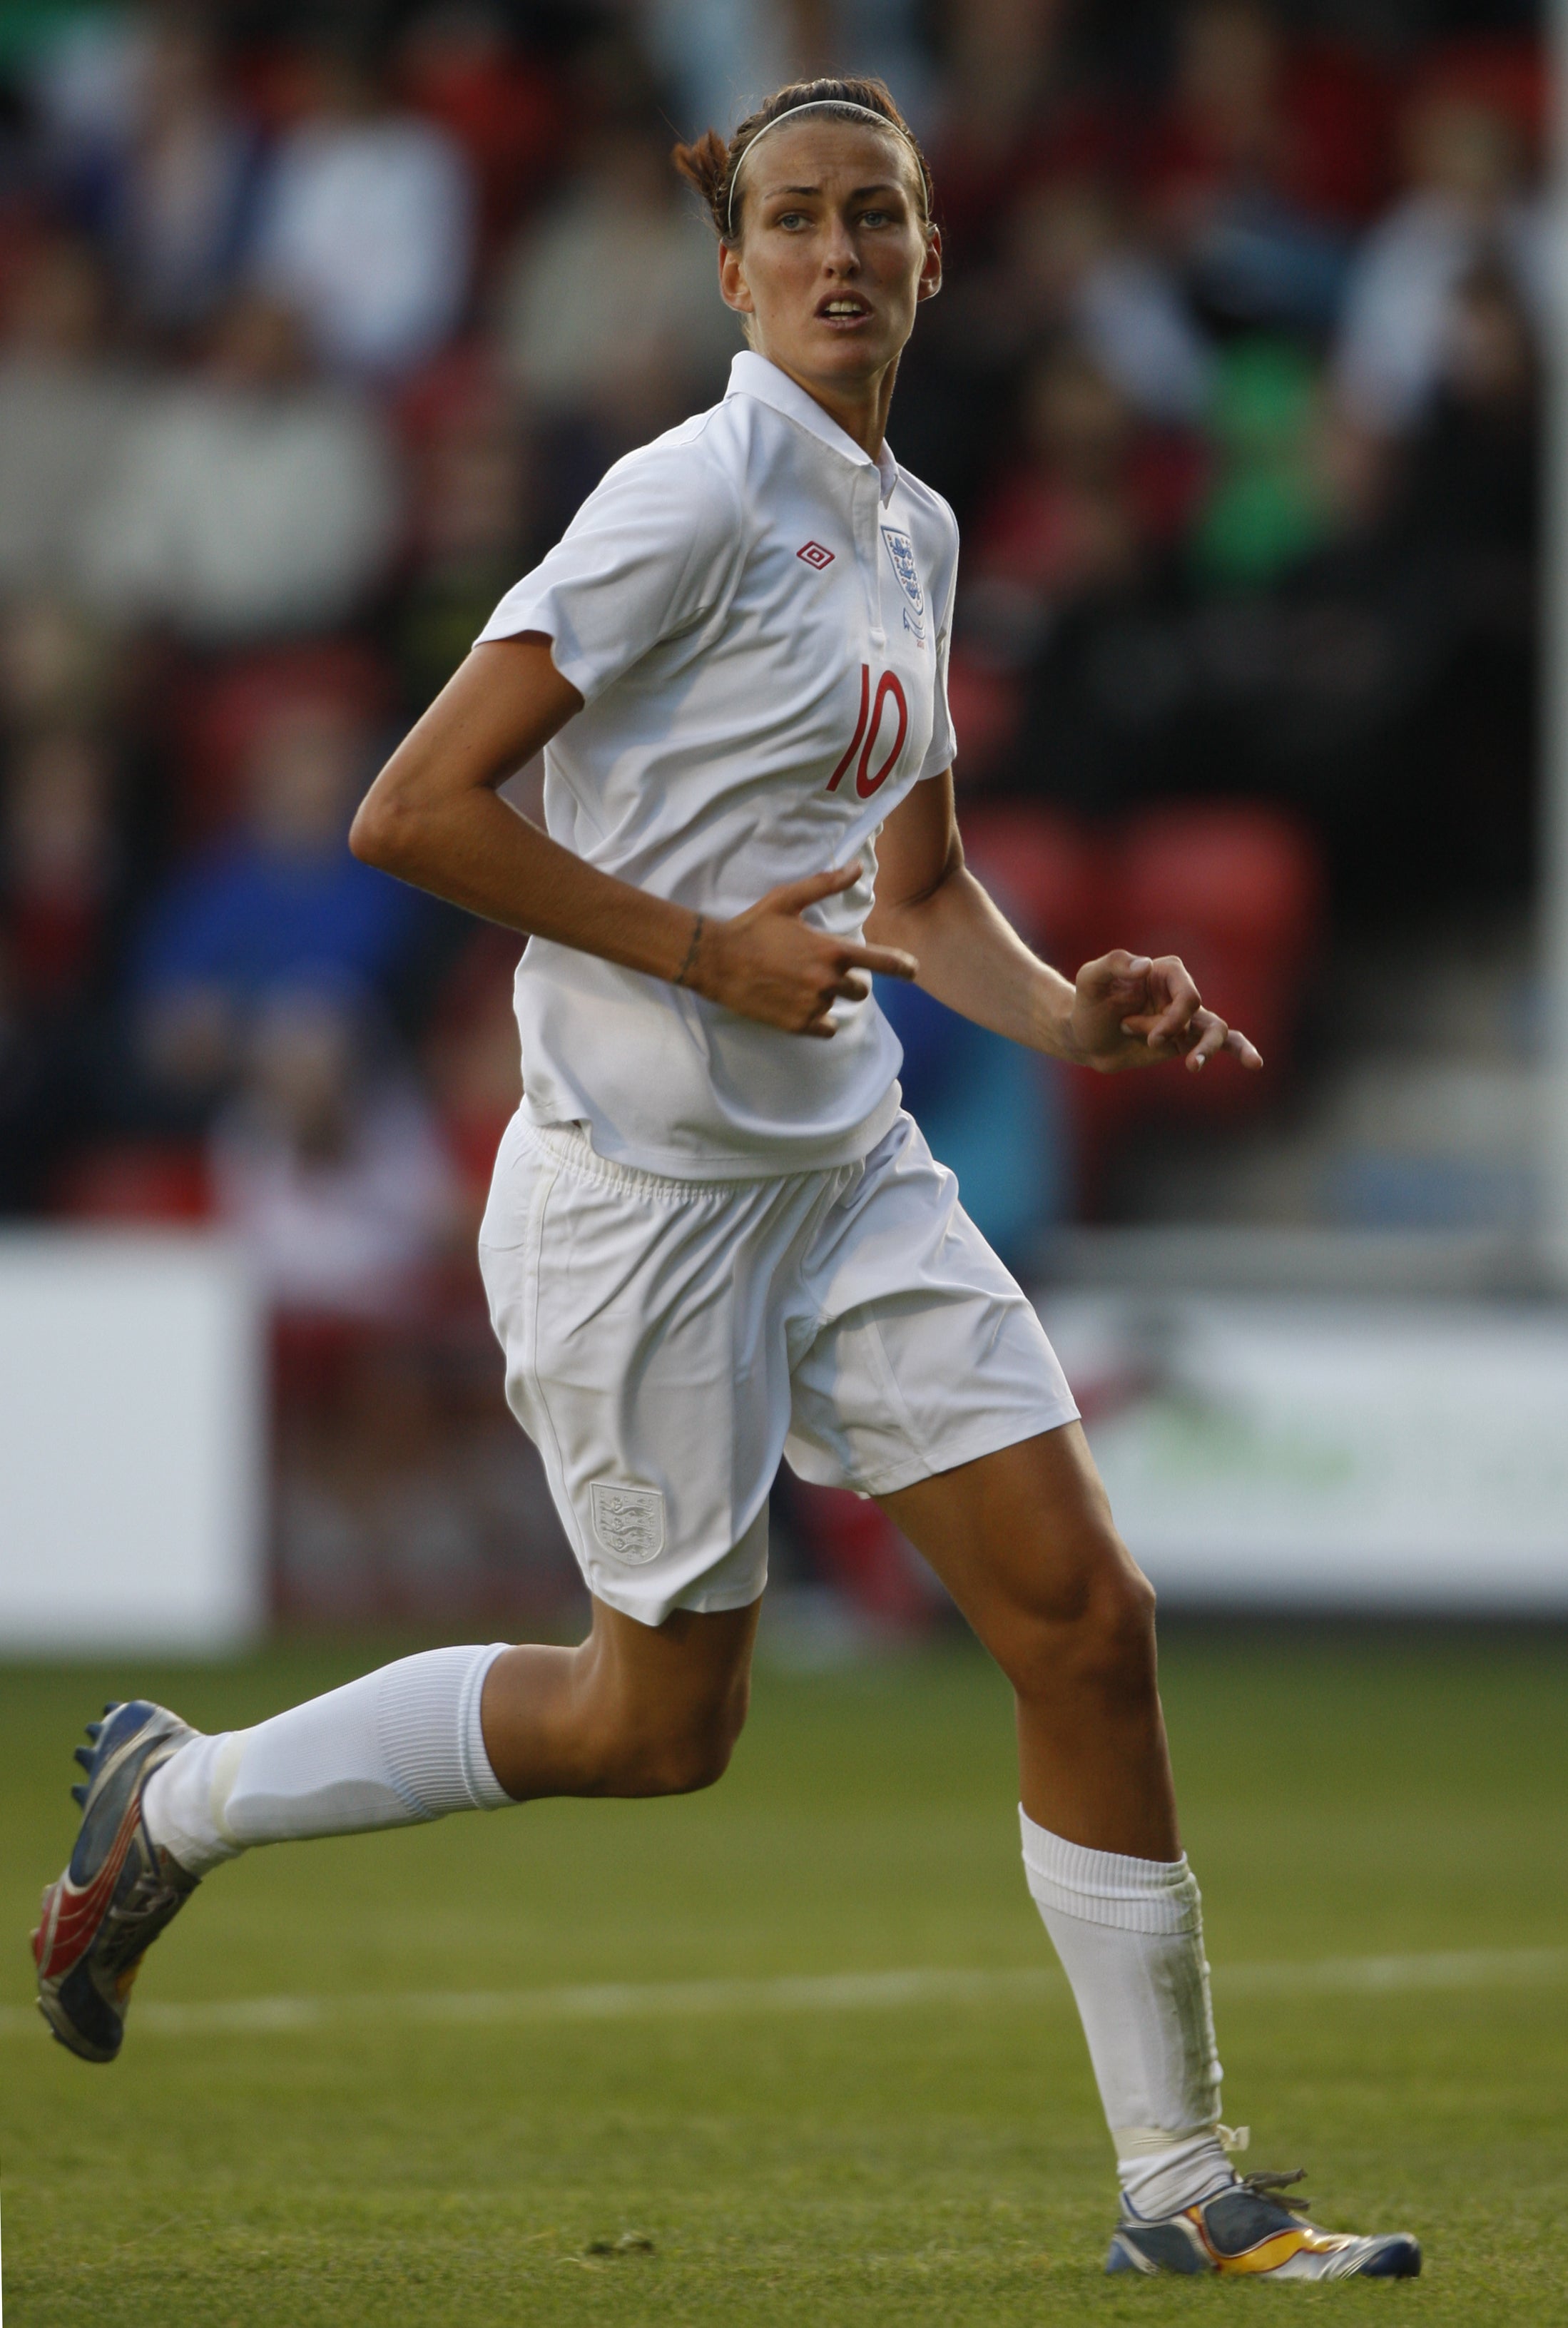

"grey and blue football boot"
[32,1700,199,2063]
[1106,2169,1421,2279]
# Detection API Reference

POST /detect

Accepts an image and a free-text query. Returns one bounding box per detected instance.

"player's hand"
[1066,950,1263,1075]
[692,865,917,1038]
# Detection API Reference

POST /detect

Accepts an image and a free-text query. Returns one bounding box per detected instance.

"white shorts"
[477,1108,1079,1627]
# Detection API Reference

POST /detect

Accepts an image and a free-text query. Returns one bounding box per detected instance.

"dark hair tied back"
[672,76,934,247]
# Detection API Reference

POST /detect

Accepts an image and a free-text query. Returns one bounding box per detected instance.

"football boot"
[1106,2169,1421,2280]
[33,1700,198,2063]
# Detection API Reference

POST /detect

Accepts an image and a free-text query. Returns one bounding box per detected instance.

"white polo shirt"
[477,350,959,1178]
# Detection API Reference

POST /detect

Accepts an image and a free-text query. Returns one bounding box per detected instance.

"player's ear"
[917,223,943,304]
[718,241,755,317]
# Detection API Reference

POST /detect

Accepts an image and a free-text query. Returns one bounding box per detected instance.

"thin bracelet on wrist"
[673,912,705,988]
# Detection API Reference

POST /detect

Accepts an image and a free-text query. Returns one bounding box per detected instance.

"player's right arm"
[350,635,915,1038]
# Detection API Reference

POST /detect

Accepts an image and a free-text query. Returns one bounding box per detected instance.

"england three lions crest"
[881,527,926,637]
[590,1480,666,1566]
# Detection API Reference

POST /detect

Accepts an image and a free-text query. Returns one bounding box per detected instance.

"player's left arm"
[865,771,1263,1075]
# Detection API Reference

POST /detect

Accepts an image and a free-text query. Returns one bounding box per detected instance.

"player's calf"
[479,1600,758,1801]
[536,1659,750,1798]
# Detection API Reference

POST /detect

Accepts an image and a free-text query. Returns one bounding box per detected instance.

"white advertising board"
[0,1233,265,1652]
[1039,1293,1568,1609]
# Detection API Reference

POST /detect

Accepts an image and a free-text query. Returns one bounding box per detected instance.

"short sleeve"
[476,434,741,703]
[917,510,959,781]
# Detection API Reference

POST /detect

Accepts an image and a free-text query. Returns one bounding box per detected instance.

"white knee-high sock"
[1021,1809,1235,2219]
[143,1644,514,1879]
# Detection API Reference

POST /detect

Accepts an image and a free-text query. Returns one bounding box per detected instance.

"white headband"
[725,98,926,240]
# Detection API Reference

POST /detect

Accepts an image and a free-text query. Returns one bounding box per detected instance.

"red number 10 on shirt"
[825,664,910,799]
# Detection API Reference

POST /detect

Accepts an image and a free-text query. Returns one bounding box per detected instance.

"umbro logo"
[797,540,835,569]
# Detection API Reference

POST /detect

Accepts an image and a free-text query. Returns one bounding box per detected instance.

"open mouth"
[817,296,873,327]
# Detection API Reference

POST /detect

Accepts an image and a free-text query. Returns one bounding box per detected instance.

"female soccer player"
[36,78,1417,2282]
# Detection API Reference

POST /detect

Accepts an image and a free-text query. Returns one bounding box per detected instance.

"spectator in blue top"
[133,687,423,1119]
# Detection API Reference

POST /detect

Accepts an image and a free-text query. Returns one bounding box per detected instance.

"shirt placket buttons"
[858,472,885,652]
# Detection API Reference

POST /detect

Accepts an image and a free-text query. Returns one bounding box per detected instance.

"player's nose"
[820,218,860,272]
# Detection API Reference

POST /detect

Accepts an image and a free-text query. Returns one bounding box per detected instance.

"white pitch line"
[1219,1947,1568,1996]
[5,1947,1567,2043]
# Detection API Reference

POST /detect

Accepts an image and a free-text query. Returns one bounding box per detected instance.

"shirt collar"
[726,351,900,505]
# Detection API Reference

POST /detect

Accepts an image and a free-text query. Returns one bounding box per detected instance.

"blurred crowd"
[0,0,1545,1621]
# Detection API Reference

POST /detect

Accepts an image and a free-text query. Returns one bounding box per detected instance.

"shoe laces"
[97,1861,189,1972]
[1236,2168,1313,2217]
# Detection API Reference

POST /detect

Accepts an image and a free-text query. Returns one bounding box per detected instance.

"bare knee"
[594,1679,750,1798]
[480,1602,759,1801]
[1000,1531,1158,1710]
[636,1709,743,1796]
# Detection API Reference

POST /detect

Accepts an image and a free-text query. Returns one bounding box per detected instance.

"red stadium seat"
[957,803,1325,1204]
[958,802,1109,972]
[1069,801,1325,1169]
[52,1141,213,1223]
[1410,35,1547,151]
[946,651,1024,787]
[173,643,392,842]
[1118,800,1324,1081]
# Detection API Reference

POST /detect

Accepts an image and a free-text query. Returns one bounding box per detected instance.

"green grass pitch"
[2,1625,1566,2324]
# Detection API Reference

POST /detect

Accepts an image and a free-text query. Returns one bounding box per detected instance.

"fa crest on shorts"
[590,1480,666,1565]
